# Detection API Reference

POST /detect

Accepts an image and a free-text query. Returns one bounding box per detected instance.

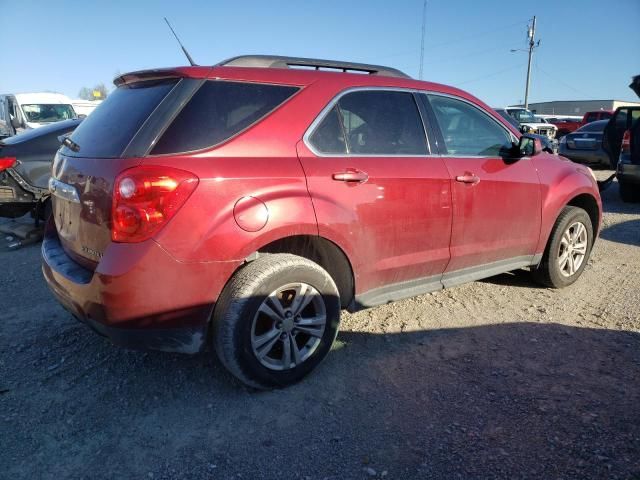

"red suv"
[42,55,602,388]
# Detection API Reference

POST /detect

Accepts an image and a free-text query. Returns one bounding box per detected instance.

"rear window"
[151,81,299,155]
[577,121,607,133]
[63,80,177,158]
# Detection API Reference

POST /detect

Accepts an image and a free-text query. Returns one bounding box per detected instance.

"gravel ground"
[1,172,639,480]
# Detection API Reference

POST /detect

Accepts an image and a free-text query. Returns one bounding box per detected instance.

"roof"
[12,92,73,104]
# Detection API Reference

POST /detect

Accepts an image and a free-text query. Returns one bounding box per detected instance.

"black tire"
[619,180,640,203]
[213,253,340,389]
[533,206,594,288]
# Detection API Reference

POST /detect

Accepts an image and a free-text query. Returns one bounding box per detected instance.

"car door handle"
[455,174,480,185]
[332,169,369,183]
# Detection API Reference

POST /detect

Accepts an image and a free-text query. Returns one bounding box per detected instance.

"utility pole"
[419,0,427,80]
[524,16,537,109]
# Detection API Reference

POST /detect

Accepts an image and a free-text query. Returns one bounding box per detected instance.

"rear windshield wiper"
[58,135,81,152]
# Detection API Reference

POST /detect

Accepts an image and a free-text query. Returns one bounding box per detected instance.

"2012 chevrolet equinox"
[42,55,602,388]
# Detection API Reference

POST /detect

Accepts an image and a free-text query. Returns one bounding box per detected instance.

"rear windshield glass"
[62,80,177,158]
[577,120,607,133]
[151,81,299,155]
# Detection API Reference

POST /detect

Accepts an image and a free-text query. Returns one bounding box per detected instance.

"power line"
[374,19,526,62]
[457,63,526,86]
[534,62,593,97]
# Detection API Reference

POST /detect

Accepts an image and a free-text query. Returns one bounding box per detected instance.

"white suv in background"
[505,107,558,140]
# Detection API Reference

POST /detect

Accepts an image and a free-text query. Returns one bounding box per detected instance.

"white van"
[71,99,103,117]
[0,92,77,138]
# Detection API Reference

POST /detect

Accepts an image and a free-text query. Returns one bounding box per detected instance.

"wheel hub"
[250,282,327,371]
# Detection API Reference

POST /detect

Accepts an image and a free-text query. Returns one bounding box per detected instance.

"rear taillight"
[0,157,17,171]
[111,166,199,243]
[621,129,632,155]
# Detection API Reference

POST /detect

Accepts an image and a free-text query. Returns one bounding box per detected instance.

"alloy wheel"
[250,282,327,371]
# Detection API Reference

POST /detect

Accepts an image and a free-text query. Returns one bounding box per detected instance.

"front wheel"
[213,254,341,389]
[533,206,594,288]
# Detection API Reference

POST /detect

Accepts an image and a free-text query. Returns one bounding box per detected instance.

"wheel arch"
[566,193,601,238]
[250,235,355,309]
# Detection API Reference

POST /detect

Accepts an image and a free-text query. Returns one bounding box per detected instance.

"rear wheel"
[533,206,593,288]
[213,254,340,389]
[619,180,640,203]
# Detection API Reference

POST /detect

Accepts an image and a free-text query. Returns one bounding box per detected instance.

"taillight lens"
[111,166,198,243]
[0,157,17,171]
[621,129,631,155]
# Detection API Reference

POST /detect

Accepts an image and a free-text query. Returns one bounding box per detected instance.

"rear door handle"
[332,169,369,183]
[455,174,480,185]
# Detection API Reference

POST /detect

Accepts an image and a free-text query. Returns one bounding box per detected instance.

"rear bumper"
[0,168,39,217]
[41,222,240,353]
[558,147,610,166]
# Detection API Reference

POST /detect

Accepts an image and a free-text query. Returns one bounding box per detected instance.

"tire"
[619,181,640,203]
[213,253,340,389]
[533,206,594,288]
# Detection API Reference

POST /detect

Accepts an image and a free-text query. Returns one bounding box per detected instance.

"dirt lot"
[1,172,639,480]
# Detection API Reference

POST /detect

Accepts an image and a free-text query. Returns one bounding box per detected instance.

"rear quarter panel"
[146,85,327,264]
[532,154,602,254]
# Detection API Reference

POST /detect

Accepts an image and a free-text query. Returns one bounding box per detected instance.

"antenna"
[164,17,197,66]
[418,0,427,80]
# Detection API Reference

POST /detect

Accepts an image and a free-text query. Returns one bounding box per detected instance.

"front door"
[422,93,541,284]
[297,89,452,302]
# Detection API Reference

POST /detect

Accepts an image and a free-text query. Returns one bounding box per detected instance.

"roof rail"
[216,55,411,79]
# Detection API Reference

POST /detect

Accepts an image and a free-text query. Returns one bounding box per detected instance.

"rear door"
[422,93,541,284]
[297,88,452,300]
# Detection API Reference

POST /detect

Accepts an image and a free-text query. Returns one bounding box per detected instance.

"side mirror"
[10,116,22,129]
[518,134,543,157]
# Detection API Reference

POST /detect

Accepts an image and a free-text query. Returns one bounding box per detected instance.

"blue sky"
[2,0,638,106]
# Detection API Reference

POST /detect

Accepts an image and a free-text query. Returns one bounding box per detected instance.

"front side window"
[152,81,299,155]
[336,90,427,155]
[22,104,76,123]
[427,94,512,156]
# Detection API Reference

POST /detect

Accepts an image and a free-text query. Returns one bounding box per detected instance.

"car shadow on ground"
[600,218,640,247]
[600,181,640,215]
[479,268,546,289]
[4,316,640,479]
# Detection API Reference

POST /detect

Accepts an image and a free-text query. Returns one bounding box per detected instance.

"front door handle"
[455,174,480,185]
[332,169,369,183]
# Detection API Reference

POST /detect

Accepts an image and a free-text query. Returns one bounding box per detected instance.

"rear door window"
[426,94,513,156]
[151,81,299,155]
[62,80,177,158]
[335,90,427,155]
[308,106,347,154]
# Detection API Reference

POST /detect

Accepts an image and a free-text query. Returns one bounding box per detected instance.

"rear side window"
[427,94,512,156]
[63,80,177,158]
[152,81,299,155]
[337,91,427,155]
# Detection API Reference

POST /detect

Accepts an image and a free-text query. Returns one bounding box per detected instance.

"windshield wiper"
[58,135,80,152]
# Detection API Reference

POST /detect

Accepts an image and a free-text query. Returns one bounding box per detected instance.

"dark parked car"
[616,75,640,203]
[0,118,81,219]
[558,120,611,168]
[42,55,601,389]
